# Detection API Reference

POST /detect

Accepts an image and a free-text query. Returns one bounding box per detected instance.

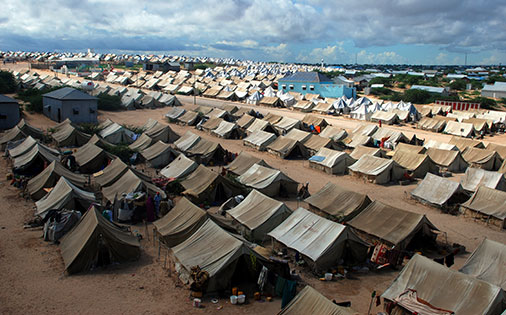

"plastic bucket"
[325,273,333,281]
[238,294,246,304]
[230,295,238,305]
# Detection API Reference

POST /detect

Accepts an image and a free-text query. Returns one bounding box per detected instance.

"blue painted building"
[43,87,98,123]
[278,72,356,99]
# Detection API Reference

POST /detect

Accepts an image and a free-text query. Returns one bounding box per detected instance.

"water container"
[325,273,333,281]
[230,295,238,305]
[238,294,246,304]
[193,298,201,308]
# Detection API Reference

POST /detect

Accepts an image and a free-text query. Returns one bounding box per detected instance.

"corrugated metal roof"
[0,94,18,103]
[278,71,332,83]
[410,85,445,94]
[482,81,506,92]
[43,87,97,100]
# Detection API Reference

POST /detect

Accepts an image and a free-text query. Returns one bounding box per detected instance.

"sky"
[1,0,505,65]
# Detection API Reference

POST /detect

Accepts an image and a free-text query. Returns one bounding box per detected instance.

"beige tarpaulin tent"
[99,122,135,144]
[268,207,369,272]
[349,145,385,160]
[243,130,277,151]
[186,137,225,165]
[177,111,200,125]
[486,143,506,160]
[348,155,406,184]
[170,219,261,292]
[388,142,425,156]
[101,169,166,202]
[165,107,186,120]
[153,197,207,247]
[348,201,438,249]
[301,114,328,131]
[319,126,347,141]
[246,118,278,135]
[382,254,505,315]
[128,133,154,151]
[460,186,506,227]
[417,117,446,132]
[174,131,200,152]
[87,134,114,149]
[13,143,59,172]
[423,139,458,151]
[267,137,310,159]
[370,128,410,146]
[225,151,269,176]
[459,239,506,290]
[371,111,399,125]
[51,123,91,147]
[0,126,28,150]
[94,158,151,187]
[260,96,283,107]
[279,285,357,315]
[273,117,301,134]
[160,154,198,179]
[74,142,110,174]
[35,177,96,219]
[411,173,465,208]
[228,189,291,242]
[181,165,243,204]
[392,151,437,178]
[303,135,338,155]
[344,134,373,148]
[305,182,371,222]
[140,141,178,168]
[27,161,87,200]
[293,100,315,112]
[425,147,468,172]
[448,136,484,151]
[7,136,37,158]
[461,147,502,171]
[460,167,506,192]
[236,114,255,129]
[285,128,311,143]
[212,121,240,139]
[200,117,224,132]
[16,119,44,139]
[444,121,475,138]
[237,163,298,197]
[60,206,140,274]
[352,124,378,137]
[462,117,490,133]
[309,148,355,175]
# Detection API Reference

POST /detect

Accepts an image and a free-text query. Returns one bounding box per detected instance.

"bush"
[0,71,17,93]
[449,79,467,91]
[370,87,394,96]
[369,77,393,87]
[97,93,122,111]
[103,144,137,163]
[470,97,497,110]
[77,123,102,135]
[17,86,62,113]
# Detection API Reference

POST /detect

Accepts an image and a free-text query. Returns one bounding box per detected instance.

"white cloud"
[357,50,406,64]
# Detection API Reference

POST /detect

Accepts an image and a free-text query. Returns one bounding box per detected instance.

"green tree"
[97,94,123,111]
[0,71,17,93]
[449,79,467,91]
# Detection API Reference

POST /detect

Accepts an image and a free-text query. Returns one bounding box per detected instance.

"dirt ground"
[1,64,505,314]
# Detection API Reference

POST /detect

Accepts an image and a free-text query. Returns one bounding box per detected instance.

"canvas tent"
[460,186,506,228]
[170,219,263,292]
[349,145,385,160]
[225,152,269,176]
[140,141,178,168]
[165,107,186,121]
[273,117,301,134]
[160,154,198,179]
[348,155,406,184]
[309,148,355,175]
[236,114,255,129]
[301,114,328,132]
[444,121,475,138]
[101,169,166,202]
[174,131,201,152]
[279,285,356,315]
[27,161,87,200]
[381,254,505,315]
[348,201,438,250]
[51,123,91,147]
[128,133,154,151]
[177,111,200,125]
[60,206,140,274]
[305,182,371,222]
[99,122,135,144]
[460,167,506,192]
[303,135,339,155]
[425,147,468,172]
[186,138,226,165]
[16,119,44,139]
[411,173,466,208]
[246,118,278,135]
[212,121,240,139]
[319,126,347,141]
[181,165,243,204]
[13,143,59,174]
[236,163,298,197]
[417,117,447,132]
[144,120,179,143]
[392,151,437,178]
[461,147,502,171]
[7,136,37,158]
[448,136,484,151]
[267,137,310,159]
[268,207,369,272]
[459,239,506,290]
[74,142,110,174]
[35,177,96,219]
[153,197,207,247]
[243,130,277,151]
[371,111,398,125]
[486,143,506,160]
[228,189,291,242]
[94,158,151,187]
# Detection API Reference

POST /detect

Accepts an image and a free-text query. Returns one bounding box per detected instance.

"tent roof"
[236,114,255,129]
[141,140,175,161]
[51,123,90,147]
[309,148,354,168]
[392,151,432,172]
[411,173,463,206]
[35,177,96,218]
[459,239,506,290]
[426,147,463,167]
[228,189,291,230]
[285,128,311,143]
[268,207,366,262]
[160,154,198,179]
[448,136,483,151]
[348,155,398,176]
[181,165,219,197]
[460,167,505,192]
[101,169,165,202]
[237,163,297,191]
[462,147,501,165]
[129,133,154,151]
[225,151,268,176]
[279,285,356,315]
[461,186,506,220]
[382,254,504,315]
[348,201,438,247]
[243,130,277,147]
[27,161,87,197]
[174,131,201,152]
[349,145,384,160]
[212,121,237,137]
[305,182,371,219]
[74,142,105,167]
[13,143,59,169]
[153,197,207,247]
[319,126,347,141]
[8,136,37,158]
[60,206,140,274]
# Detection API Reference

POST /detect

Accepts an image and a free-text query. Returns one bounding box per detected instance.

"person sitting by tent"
[297,182,310,199]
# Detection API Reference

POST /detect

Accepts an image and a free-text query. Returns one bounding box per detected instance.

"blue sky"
[1,0,505,65]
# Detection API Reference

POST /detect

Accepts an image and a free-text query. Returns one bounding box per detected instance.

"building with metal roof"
[481,81,506,99]
[410,85,449,95]
[43,87,97,123]
[0,94,20,129]
[278,71,356,99]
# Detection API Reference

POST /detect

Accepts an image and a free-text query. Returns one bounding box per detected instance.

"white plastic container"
[324,273,333,281]
[238,294,246,304]
[230,295,238,305]
[193,298,201,308]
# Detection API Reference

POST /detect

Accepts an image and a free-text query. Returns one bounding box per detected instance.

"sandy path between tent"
[3,100,503,314]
